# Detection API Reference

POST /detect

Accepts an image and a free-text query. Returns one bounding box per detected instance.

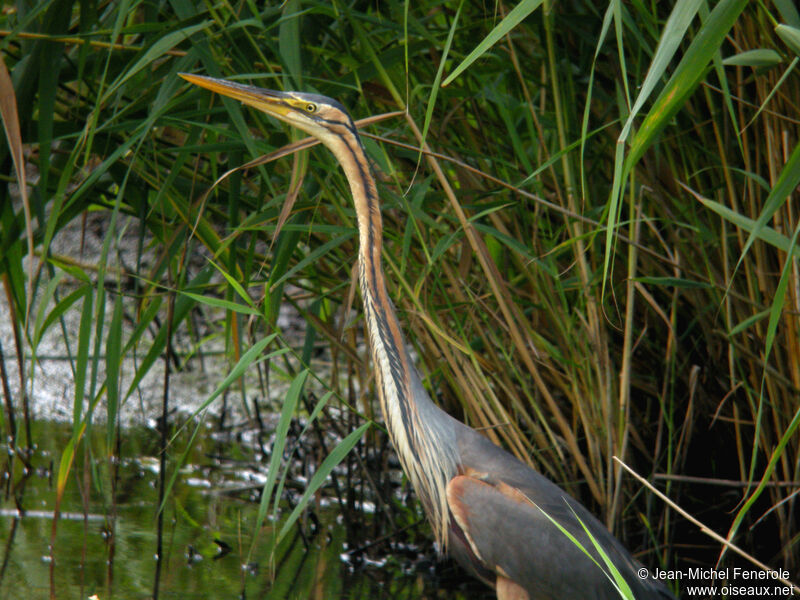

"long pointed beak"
[179,73,291,118]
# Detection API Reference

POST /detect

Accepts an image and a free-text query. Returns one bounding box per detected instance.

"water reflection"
[0,421,491,599]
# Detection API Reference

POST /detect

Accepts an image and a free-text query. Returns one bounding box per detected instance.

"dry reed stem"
[403,111,605,503]
[614,456,800,594]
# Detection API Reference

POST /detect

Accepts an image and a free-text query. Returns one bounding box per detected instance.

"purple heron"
[179,73,676,600]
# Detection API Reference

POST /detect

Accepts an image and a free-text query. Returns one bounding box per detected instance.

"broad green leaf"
[180,291,261,316]
[722,49,782,67]
[776,24,800,56]
[627,0,748,167]
[619,0,704,142]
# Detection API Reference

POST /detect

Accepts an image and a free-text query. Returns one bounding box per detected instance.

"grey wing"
[448,427,676,600]
[447,473,631,599]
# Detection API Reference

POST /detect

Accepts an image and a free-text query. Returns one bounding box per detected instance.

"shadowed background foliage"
[1,0,799,597]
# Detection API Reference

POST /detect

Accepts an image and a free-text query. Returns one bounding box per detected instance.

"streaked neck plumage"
[321,128,459,549]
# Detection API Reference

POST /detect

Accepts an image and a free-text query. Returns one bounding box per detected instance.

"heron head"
[179,73,356,148]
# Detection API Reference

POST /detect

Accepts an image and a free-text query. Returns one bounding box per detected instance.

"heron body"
[180,73,676,600]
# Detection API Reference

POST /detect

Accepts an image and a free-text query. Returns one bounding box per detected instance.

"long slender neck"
[324,132,458,548]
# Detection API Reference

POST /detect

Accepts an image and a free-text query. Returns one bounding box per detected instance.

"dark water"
[0,421,489,599]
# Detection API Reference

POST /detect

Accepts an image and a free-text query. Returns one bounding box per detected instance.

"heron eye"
[305,103,317,113]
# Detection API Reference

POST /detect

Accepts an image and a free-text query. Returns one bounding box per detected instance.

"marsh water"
[0,419,490,599]
[0,211,493,599]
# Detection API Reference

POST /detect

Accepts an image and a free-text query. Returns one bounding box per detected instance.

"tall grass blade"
[0,54,32,311]
[179,291,261,316]
[532,501,631,599]
[681,184,798,257]
[101,21,211,103]
[279,0,303,87]
[105,293,123,453]
[605,0,747,289]
[250,370,308,560]
[418,0,463,158]
[740,57,799,132]
[618,0,704,141]
[269,233,353,292]
[31,273,64,354]
[73,286,94,432]
[580,2,614,201]
[442,0,544,86]
[724,404,800,563]
[276,422,370,543]
[123,267,214,402]
[627,0,747,167]
[720,220,800,561]
[159,335,281,516]
[185,333,278,421]
[733,142,800,274]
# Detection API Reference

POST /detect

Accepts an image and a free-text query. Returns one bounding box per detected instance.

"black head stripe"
[295,92,351,116]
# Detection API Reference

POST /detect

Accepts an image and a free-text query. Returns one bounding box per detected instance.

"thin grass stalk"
[548,0,614,511]
[2,274,30,452]
[610,197,641,530]
[0,337,15,457]
[153,288,175,600]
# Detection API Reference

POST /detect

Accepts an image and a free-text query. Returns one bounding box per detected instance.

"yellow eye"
[305,103,317,113]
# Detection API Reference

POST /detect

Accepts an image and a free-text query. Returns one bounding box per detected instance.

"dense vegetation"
[1,1,798,597]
